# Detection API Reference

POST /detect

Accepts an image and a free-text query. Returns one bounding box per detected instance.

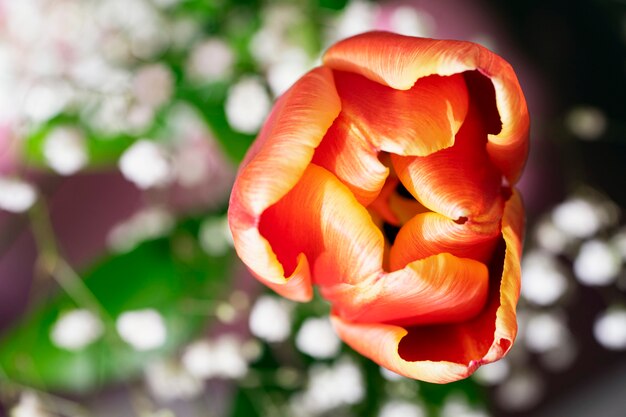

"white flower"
[379,366,405,381]
[214,335,248,378]
[594,307,626,350]
[295,317,341,359]
[116,309,167,351]
[98,0,169,61]
[472,359,510,386]
[182,335,249,380]
[145,359,203,402]
[44,126,88,175]
[249,295,292,343]
[50,309,104,351]
[574,239,621,286]
[5,2,44,44]
[71,55,128,93]
[173,140,211,188]
[119,140,172,189]
[388,6,435,38]
[565,106,607,140]
[225,77,271,134]
[297,357,365,414]
[441,394,491,417]
[182,340,215,379]
[88,95,133,135]
[125,104,155,133]
[521,251,568,306]
[534,217,571,254]
[187,38,235,82]
[107,207,174,253]
[331,0,378,42]
[10,391,50,417]
[524,312,568,353]
[495,371,544,412]
[132,64,173,108]
[22,82,72,122]
[379,400,426,417]
[552,198,604,238]
[266,48,311,96]
[249,4,306,66]
[0,177,37,213]
[199,216,233,257]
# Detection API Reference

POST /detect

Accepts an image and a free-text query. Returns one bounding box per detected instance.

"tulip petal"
[331,190,524,383]
[259,164,385,290]
[325,253,489,327]
[388,192,431,225]
[332,70,468,157]
[324,31,529,183]
[485,188,523,363]
[368,176,402,226]
[312,113,389,206]
[330,317,473,384]
[228,67,341,301]
[389,210,502,270]
[392,92,502,222]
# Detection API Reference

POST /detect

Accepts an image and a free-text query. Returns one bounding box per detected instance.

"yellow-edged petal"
[259,164,385,291]
[312,113,388,206]
[324,253,489,326]
[389,210,502,270]
[392,91,502,222]
[333,70,468,157]
[331,316,474,384]
[484,188,524,362]
[324,31,529,182]
[228,67,341,301]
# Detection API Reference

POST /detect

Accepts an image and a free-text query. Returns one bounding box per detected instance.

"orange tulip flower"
[228,32,529,383]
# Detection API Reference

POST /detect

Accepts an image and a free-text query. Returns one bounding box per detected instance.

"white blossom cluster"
[144,333,257,402]
[49,307,169,352]
[0,0,235,202]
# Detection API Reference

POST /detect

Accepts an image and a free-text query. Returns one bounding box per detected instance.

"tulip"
[228,32,529,383]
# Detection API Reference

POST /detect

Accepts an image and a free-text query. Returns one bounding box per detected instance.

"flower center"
[367,152,432,270]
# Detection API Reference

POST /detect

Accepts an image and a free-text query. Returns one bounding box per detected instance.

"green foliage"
[317,0,350,11]
[229,388,263,417]
[0,221,234,393]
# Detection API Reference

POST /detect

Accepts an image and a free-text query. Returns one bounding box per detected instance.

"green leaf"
[316,0,350,11]
[0,233,234,393]
[228,388,263,417]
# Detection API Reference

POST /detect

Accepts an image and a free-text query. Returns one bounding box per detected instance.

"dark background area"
[490,0,626,206]
[486,0,626,415]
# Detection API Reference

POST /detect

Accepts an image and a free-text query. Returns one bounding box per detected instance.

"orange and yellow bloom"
[228,32,529,383]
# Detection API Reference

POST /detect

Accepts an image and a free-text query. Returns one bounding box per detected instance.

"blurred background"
[0,0,625,416]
